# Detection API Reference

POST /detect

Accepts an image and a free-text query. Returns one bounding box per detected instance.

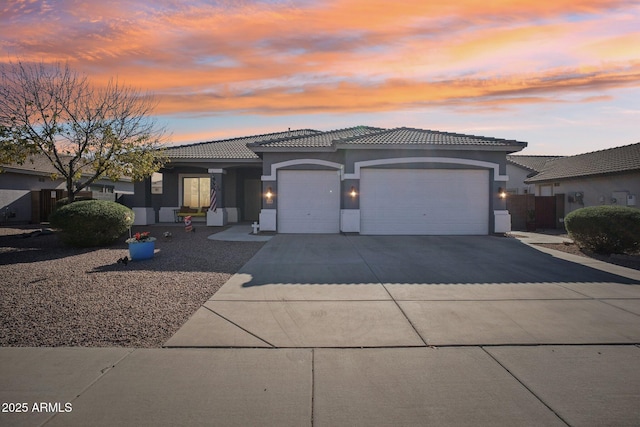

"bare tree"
[0,61,167,202]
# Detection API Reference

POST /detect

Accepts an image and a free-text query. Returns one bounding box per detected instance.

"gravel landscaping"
[0,224,265,348]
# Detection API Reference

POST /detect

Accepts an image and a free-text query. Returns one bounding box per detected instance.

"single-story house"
[0,154,134,224]
[131,126,527,235]
[523,142,640,215]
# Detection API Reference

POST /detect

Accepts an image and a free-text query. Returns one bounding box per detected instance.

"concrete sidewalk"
[2,233,640,426]
[207,224,274,242]
[1,345,639,426]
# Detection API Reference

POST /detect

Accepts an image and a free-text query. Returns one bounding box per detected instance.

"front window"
[151,172,163,194]
[182,177,210,208]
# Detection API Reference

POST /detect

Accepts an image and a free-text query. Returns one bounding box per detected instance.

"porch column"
[132,177,155,225]
[207,169,227,226]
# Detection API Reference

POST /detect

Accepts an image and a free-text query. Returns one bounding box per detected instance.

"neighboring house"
[131,126,527,235]
[524,142,640,216]
[0,154,134,224]
[506,155,564,195]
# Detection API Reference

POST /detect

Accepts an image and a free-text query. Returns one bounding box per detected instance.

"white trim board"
[262,159,344,181]
[344,157,508,182]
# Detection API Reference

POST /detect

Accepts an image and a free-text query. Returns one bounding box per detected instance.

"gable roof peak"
[249,125,387,149]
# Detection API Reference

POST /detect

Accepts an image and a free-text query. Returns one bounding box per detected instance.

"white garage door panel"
[278,170,340,233]
[360,169,489,235]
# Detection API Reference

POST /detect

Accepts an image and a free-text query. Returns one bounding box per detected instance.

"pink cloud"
[1,0,638,118]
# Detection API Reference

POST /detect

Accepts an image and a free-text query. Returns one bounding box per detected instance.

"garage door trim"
[344,157,507,181]
[359,168,490,235]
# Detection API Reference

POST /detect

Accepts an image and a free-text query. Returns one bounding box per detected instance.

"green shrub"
[564,206,640,254]
[55,196,93,208]
[49,200,135,247]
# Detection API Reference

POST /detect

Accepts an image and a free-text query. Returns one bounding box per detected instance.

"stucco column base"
[340,209,360,233]
[132,207,155,225]
[207,209,228,226]
[259,209,276,231]
[159,207,179,223]
[494,210,512,233]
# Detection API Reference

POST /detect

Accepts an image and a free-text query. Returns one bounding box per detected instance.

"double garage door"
[360,169,489,235]
[277,169,489,235]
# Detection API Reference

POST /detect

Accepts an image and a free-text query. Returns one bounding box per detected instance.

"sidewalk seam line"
[202,304,276,348]
[597,299,640,318]
[40,349,136,427]
[481,347,571,427]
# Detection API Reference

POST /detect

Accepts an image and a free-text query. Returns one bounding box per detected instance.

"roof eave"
[525,168,640,184]
[506,161,538,172]
[166,157,261,162]
[0,166,53,177]
[248,146,337,153]
[337,143,527,152]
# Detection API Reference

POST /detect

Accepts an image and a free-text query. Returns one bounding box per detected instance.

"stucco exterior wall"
[531,172,639,216]
[258,147,511,234]
[1,171,133,224]
[0,172,66,192]
[506,164,535,195]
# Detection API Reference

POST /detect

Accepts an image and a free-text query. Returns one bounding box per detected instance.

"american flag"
[209,180,217,212]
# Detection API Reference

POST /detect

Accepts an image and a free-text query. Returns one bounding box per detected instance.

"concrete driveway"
[166,234,640,348]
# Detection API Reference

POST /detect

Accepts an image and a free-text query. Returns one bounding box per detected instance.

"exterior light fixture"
[349,186,358,198]
[498,187,507,199]
[265,187,274,205]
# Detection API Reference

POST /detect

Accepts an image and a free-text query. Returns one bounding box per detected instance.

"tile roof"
[338,127,527,148]
[525,142,640,183]
[1,154,64,175]
[506,155,563,172]
[163,125,528,159]
[1,154,132,181]
[248,126,385,149]
[164,129,320,159]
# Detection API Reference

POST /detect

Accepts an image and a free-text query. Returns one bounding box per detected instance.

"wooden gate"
[34,189,65,223]
[534,196,556,229]
[32,190,95,223]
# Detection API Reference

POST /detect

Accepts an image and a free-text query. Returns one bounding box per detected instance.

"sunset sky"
[1,0,639,155]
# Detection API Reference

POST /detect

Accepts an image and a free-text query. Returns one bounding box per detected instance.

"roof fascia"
[248,146,337,153]
[337,143,526,152]
[525,168,640,184]
[0,166,132,182]
[166,157,261,163]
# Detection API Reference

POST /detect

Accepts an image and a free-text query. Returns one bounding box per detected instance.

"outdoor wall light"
[498,187,507,199]
[265,187,273,200]
[349,186,358,198]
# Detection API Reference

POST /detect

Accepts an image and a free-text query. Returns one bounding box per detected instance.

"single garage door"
[277,170,341,233]
[360,169,489,235]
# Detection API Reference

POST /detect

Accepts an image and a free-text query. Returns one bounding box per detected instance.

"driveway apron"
[166,234,640,348]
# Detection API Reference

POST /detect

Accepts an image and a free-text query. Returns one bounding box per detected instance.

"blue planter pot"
[128,240,155,260]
